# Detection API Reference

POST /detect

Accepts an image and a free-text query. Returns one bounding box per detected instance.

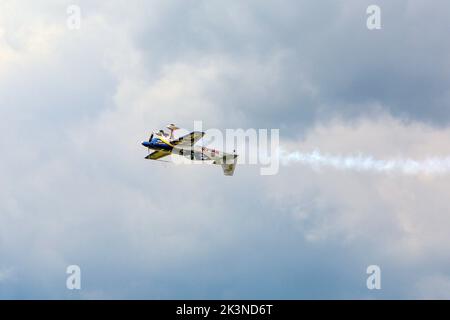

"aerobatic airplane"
[141,124,238,176]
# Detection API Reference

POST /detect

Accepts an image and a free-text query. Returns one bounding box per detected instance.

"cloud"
[269,115,450,298]
[129,0,450,128]
[415,275,450,299]
[1,0,450,299]
[0,267,13,283]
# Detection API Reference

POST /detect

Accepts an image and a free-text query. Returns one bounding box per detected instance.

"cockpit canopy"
[152,129,167,137]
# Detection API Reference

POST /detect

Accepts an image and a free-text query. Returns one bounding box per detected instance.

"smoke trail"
[281,149,450,175]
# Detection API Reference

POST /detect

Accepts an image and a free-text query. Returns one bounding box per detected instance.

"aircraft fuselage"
[141,137,173,151]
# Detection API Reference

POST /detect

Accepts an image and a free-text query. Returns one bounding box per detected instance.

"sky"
[1,0,450,299]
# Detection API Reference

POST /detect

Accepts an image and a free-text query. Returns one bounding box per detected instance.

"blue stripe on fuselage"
[142,138,173,151]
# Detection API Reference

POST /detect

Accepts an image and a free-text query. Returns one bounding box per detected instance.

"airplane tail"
[221,157,237,176]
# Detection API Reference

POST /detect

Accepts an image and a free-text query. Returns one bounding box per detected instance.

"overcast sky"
[1,0,450,299]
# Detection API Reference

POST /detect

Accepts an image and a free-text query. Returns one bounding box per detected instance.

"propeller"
[148,134,153,154]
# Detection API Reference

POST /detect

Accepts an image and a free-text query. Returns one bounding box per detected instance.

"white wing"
[171,131,205,146]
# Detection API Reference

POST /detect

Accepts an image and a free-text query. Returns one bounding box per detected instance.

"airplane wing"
[145,150,171,160]
[171,131,205,146]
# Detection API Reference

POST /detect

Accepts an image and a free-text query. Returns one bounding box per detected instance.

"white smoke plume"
[281,149,450,175]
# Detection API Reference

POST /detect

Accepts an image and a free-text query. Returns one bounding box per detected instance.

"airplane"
[141,124,238,176]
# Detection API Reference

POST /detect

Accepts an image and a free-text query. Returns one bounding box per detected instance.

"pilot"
[160,130,171,138]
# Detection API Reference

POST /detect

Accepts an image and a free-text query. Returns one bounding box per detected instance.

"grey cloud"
[127,0,450,129]
[1,0,450,299]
